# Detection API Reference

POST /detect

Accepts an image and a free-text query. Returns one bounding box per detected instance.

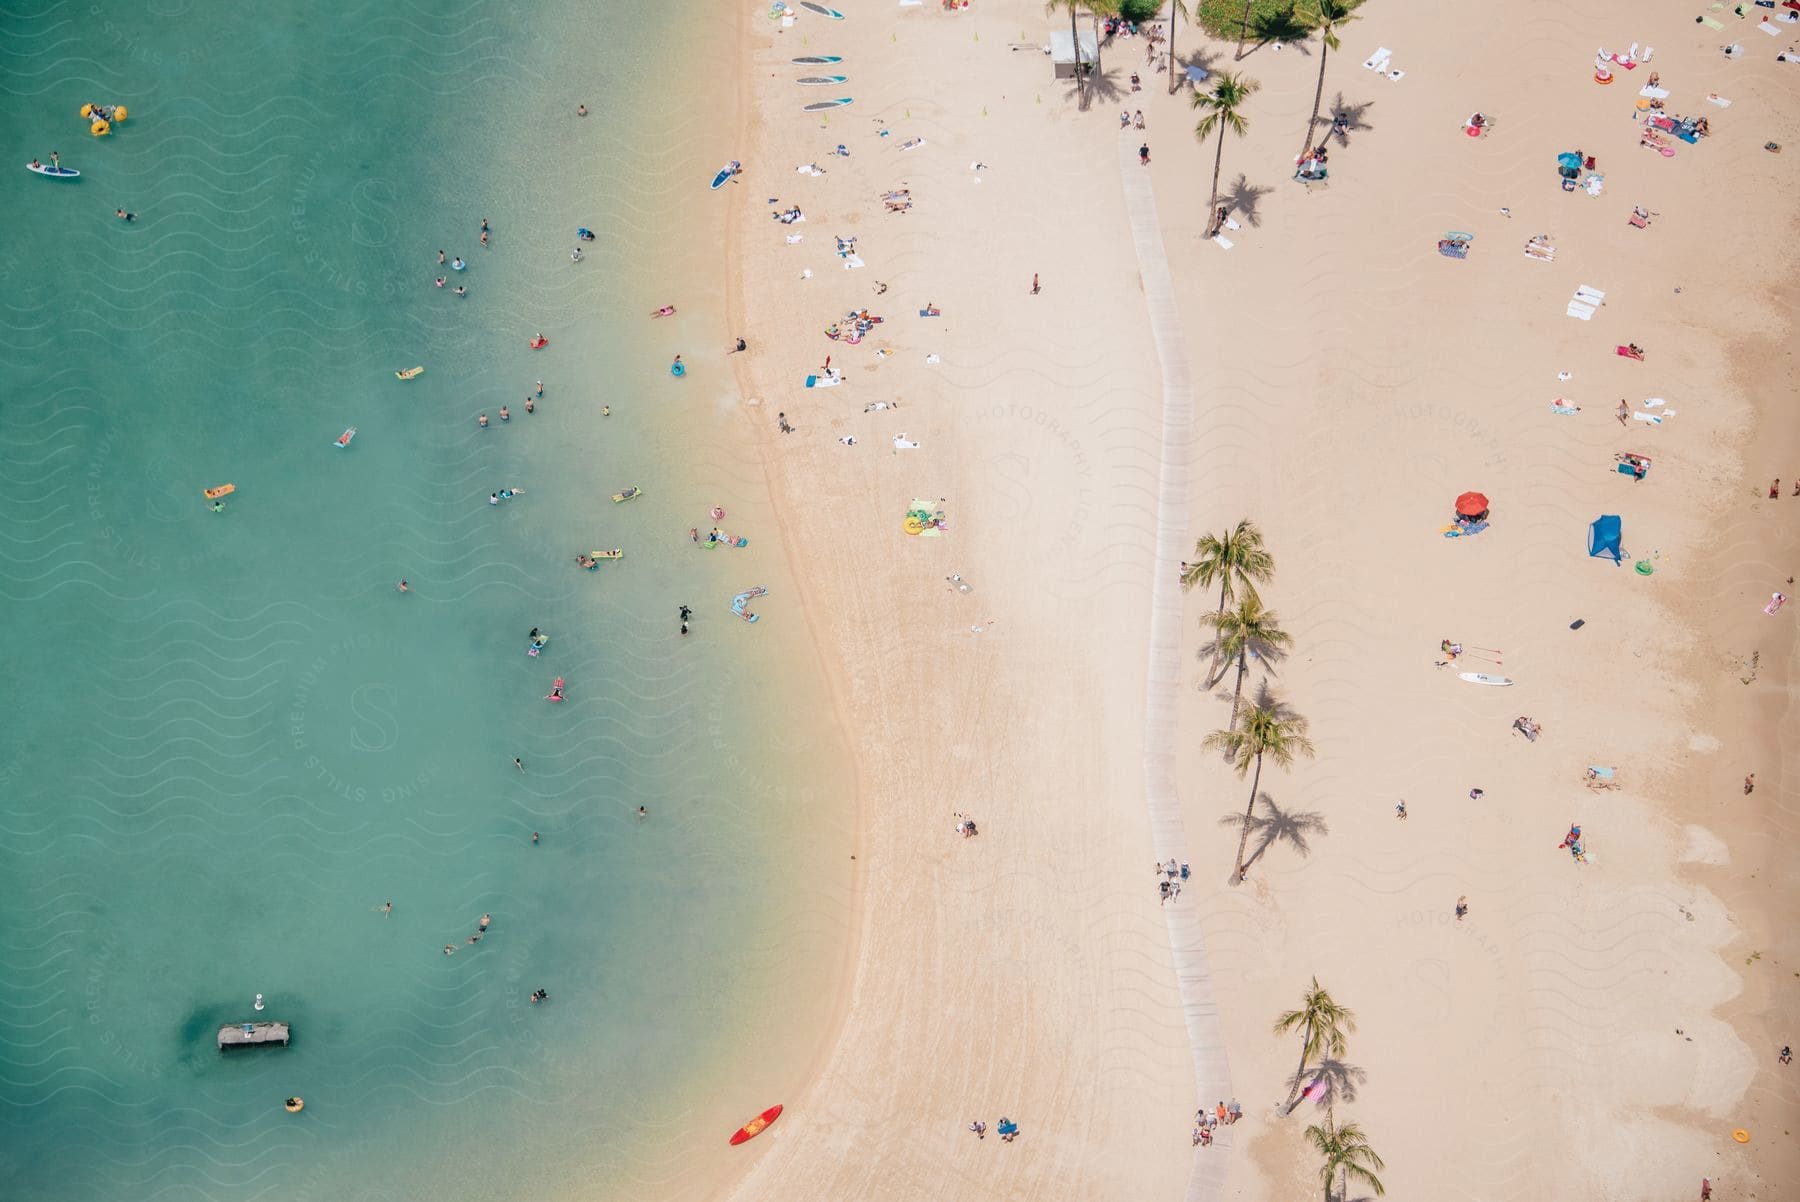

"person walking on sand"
[1701,1180,1711,1201]
[968,1120,985,1139]
[1396,799,1408,820]
[1031,273,1040,295]
[1617,399,1629,426]
[1780,1044,1791,1064]
[1771,478,1781,500]
[778,411,793,434]
[1745,773,1755,794]
[1139,142,1150,166]
[1455,895,1469,921]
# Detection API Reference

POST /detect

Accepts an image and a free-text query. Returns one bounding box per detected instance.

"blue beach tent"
[1588,515,1623,564]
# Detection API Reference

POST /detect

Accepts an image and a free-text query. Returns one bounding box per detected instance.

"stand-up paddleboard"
[792,55,842,64]
[732,586,769,624]
[802,98,853,112]
[26,162,80,178]
[800,2,844,17]
[203,483,236,500]
[796,76,849,85]
[334,427,358,448]
[612,486,642,504]
[395,366,424,380]
[711,160,741,190]
[1457,672,1513,686]
[729,1104,783,1145]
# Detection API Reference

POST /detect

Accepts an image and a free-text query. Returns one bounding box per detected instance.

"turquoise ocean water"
[0,2,852,1198]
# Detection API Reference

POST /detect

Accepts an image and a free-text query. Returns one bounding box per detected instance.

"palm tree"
[1304,1117,1386,1201]
[1046,0,1093,108]
[1272,976,1355,1112]
[1202,594,1291,727]
[1204,698,1314,880]
[1164,0,1190,93]
[1180,518,1273,614]
[1191,71,1258,238]
[1232,0,1257,60]
[1296,0,1361,166]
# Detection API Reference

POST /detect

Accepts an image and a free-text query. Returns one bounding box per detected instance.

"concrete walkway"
[1116,135,1234,1200]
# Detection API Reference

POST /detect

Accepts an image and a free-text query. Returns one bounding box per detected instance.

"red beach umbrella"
[1455,491,1490,518]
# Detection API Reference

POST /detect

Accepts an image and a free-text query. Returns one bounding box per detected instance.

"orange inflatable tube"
[204,483,236,500]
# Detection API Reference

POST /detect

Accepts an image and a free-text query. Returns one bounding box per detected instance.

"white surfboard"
[1458,672,1513,686]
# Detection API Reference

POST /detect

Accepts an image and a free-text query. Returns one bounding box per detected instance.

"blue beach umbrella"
[1587,515,1623,564]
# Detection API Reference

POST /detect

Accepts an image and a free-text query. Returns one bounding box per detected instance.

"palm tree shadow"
[1328,91,1375,147]
[1239,8,1314,60]
[1221,791,1328,871]
[1219,173,1273,228]
[1286,1055,1367,1115]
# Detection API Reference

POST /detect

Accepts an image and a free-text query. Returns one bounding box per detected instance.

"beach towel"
[1576,285,1606,302]
[1212,233,1234,250]
[1584,174,1605,196]
[1632,411,1664,424]
[1550,400,1580,415]
[1767,594,1788,615]
[1567,302,1596,320]
[1699,16,1724,30]
[1640,85,1670,97]
[918,308,941,318]
[1362,47,1392,70]
[795,163,824,175]
[786,234,803,244]
[1387,69,1406,81]
[1759,19,1782,33]
[892,436,920,450]
[842,254,865,269]
[924,353,941,364]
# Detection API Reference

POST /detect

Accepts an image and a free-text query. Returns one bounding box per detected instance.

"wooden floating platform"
[218,1021,289,1050]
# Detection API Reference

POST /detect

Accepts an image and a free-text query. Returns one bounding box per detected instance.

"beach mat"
[1699,15,1724,29]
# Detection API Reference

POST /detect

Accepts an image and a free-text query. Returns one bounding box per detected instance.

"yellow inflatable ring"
[1732,1129,1749,1143]
[113,105,127,121]
[903,516,924,536]
[91,119,110,136]
[80,103,95,118]
[285,1097,305,1113]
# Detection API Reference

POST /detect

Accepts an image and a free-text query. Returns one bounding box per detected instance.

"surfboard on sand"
[802,98,854,112]
[796,75,849,84]
[799,2,844,17]
[711,161,741,190]
[730,1104,783,1145]
[1457,672,1513,686]
[792,55,843,64]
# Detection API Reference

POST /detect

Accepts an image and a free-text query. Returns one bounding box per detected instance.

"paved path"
[1116,135,1235,1199]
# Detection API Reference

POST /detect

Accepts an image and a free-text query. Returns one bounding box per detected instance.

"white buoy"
[254,993,265,1012]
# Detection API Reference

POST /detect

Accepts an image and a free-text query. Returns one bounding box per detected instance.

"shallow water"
[0,2,850,1198]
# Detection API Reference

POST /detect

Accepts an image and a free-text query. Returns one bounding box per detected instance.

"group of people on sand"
[1191,1100,1241,1146]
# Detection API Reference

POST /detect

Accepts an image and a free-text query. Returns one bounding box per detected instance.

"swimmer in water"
[577,103,588,116]
[115,208,136,222]
[499,405,510,422]
[444,945,455,956]
[453,286,467,298]
[479,913,491,931]
[524,396,534,414]
[452,257,465,270]
[378,901,393,916]
[637,806,647,820]
[535,380,543,396]
[515,757,525,772]
[480,229,488,247]
[396,580,409,592]
[531,830,539,843]
[438,250,446,264]
[478,413,489,428]
[601,405,610,417]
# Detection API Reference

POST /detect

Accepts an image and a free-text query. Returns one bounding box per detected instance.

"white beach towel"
[842,254,865,269]
[1212,233,1234,250]
[900,138,927,151]
[1584,175,1605,196]
[1558,371,1573,380]
[1706,92,1732,106]
[1632,411,1664,424]
[1576,285,1606,301]
[1362,47,1392,70]
[1387,69,1405,81]
[924,353,941,364]
[1635,44,1654,61]
[1567,302,1596,320]
[786,234,803,244]
[800,268,813,279]
[1758,20,1781,35]
[1223,216,1242,231]
[893,436,920,450]
[1643,397,1666,408]
[1639,85,1669,98]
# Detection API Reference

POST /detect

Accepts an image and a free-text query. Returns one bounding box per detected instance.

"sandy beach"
[708,0,1799,1199]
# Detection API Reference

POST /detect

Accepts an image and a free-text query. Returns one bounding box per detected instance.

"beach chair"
[1627,210,1650,229]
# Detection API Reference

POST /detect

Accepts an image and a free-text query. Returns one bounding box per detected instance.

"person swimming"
[451,257,465,270]
[453,286,467,297]
[115,208,136,221]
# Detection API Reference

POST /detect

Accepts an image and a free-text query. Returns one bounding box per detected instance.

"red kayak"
[729,1104,782,1146]
[529,336,549,349]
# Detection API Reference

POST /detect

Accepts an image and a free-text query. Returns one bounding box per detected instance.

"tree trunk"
[1206,121,1226,238]
[1093,13,1104,84]
[1298,38,1331,166]
[1233,0,1256,60]
[1217,571,1228,614]
[1232,750,1264,877]
[1229,646,1248,727]
[1166,1,1180,93]
[1281,1015,1312,1108]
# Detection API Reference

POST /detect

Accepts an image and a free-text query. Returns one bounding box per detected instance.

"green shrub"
[1194,0,1300,41]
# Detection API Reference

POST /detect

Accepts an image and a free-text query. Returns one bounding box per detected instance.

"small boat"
[711,160,742,190]
[203,483,236,500]
[792,55,843,65]
[1457,672,1513,687]
[26,162,80,178]
[802,98,854,112]
[800,2,844,18]
[612,486,642,503]
[730,1103,783,1145]
[395,366,424,380]
[334,427,357,448]
[796,76,849,85]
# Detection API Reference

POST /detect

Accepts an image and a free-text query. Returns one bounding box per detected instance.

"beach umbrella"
[1557,151,1582,170]
[1588,514,1623,564]
[1455,491,1490,518]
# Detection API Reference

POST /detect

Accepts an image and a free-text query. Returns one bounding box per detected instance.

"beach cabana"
[1588,515,1623,564]
[1048,29,1099,79]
